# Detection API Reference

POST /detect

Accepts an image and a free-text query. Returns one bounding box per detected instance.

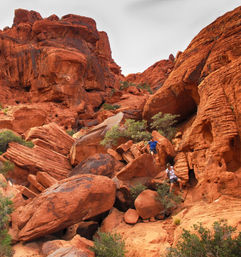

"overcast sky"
[1,0,241,75]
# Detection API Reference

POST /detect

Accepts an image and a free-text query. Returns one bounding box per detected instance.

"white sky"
[1,0,241,75]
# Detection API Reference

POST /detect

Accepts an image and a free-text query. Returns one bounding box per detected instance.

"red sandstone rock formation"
[11,174,116,241]
[0,9,123,130]
[126,54,175,91]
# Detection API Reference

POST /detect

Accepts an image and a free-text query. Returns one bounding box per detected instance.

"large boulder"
[134,189,163,220]
[70,153,116,178]
[11,174,116,241]
[116,153,159,181]
[70,112,124,164]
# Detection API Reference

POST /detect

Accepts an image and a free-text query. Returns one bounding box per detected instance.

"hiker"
[142,137,159,163]
[165,163,183,192]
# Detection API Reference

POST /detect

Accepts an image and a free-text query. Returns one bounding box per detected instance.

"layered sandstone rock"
[25,122,74,155]
[4,142,71,180]
[11,174,116,241]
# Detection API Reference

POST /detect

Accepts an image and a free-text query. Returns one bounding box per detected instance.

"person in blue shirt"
[148,137,158,156]
[143,137,160,163]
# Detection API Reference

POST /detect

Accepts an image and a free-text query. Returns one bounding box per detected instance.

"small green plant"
[156,182,182,214]
[173,217,181,226]
[0,130,34,154]
[0,161,14,175]
[0,193,13,257]
[150,112,180,140]
[102,103,120,110]
[0,104,2,110]
[130,183,147,201]
[3,108,8,115]
[137,83,153,94]
[166,220,241,257]
[66,129,75,137]
[119,81,130,90]
[91,231,126,257]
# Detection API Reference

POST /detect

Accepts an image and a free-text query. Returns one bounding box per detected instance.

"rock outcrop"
[11,174,116,241]
[0,9,123,130]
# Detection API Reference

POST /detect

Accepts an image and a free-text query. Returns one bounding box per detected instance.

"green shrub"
[137,83,153,94]
[100,119,152,147]
[0,193,13,257]
[123,119,151,142]
[173,217,181,226]
[166,220,241,257]
[130,183,147,201]
[3,108,8,115]
[100,125,124,147]
[119,81,130,90]
[156,182,182,214]
[0,161,14,175]
[0,130,34,154]
[91,231,126,257]
[150,112,180,140]
[66,129,75,137]
[102,103,120,110]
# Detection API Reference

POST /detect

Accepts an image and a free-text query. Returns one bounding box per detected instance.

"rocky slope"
[0,6,241,257]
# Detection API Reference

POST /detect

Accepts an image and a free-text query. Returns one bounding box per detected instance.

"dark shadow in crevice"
[188,169,198,187]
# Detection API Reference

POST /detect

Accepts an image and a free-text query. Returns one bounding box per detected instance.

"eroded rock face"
[126,56,175,91]
[0,9,123,130]
[143,6,241,122]
[11,174,116,241]
[143,6,241,202]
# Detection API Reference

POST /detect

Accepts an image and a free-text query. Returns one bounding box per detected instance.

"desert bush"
[137,83,153,94]
[0,193,13,257]
[0,161,14,175]
[91,231,126,257]
[102,103,120,110]
[66,129,75,137]
[166,220,241,257]
[123,119,151,142]
[130,183,147,201]
[100,119,151,147]
[0,130,34,154]
[156,182,182,214]
[173,217,181,226]
[100,125,124,147]
[150,112,180,140]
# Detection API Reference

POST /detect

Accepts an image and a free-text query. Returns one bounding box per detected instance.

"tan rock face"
[11,174,116,241]
[42,235,94,257]
[124,208,139,224]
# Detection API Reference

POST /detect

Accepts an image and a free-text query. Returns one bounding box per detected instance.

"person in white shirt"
[165,163,183,192]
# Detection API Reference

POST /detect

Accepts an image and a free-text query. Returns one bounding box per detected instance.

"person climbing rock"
[143,137,160,163]
[165,163,183,192]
